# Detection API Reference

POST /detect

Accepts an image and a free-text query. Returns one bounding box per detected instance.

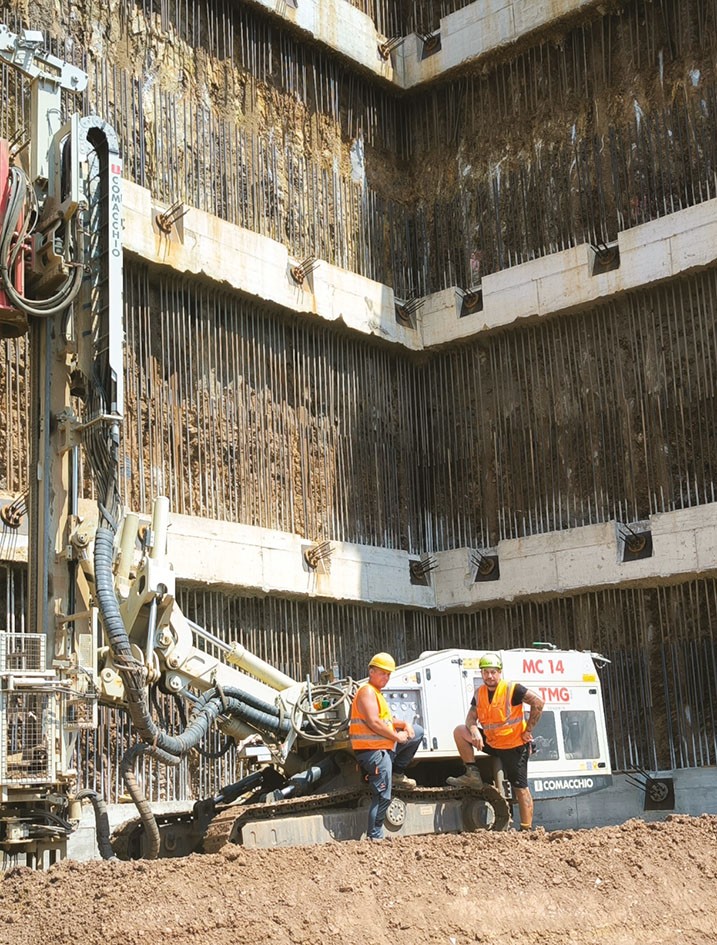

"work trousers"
[354,724,424,839]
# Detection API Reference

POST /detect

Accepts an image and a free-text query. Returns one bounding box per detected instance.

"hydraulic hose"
[114,692,288,860]
[94,524,134,663]
[75,789,116,861]
[93,486,293,854]
[164,691,289,752]
[216,687,291,736]
[95,520,290,755]
[120,744,163,860]
[214,770,266,806]
[172,695,233,759]
[218,686,284,719]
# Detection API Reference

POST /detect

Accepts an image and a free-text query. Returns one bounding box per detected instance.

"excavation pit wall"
[2,0,717,840]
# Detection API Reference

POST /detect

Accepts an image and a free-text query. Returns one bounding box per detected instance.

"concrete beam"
[3,492,716,609]
[421,198,717,346]
[123,181,717,352]
[435,505,717,611]
[166,511,435,609]
[167,503,717,611]
[395,0,601,89]
[123,180,419,350]
[238,0,608,90]
[238,0,396,84]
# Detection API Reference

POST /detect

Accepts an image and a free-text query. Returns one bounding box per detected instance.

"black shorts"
[483,743,530,789]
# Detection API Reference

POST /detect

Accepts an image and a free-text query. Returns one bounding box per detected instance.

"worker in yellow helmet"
[349,652,424,840]
[447,651,544,831]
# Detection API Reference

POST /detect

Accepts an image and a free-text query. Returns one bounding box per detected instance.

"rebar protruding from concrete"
[0,490,28,529]
[304,540,333,570]
[395,295,423,328]
[417,31,440,55]
[378,36,404,60]
[409,554,437,582]
[470,549,497,577]
[290,256,319,285]
[155,199,189,234]
[619,522,648,554]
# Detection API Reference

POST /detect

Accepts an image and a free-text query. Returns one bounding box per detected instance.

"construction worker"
[349,652,424,840]
[447,652,544,831]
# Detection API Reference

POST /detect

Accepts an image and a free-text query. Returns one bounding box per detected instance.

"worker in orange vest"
[350,652,424,840]
[447,652,544,831]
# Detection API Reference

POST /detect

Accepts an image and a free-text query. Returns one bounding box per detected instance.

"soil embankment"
[1,815,715,945]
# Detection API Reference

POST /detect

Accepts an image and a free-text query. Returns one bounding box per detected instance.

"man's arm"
[354,687,407,744]
[392,717,416,739]
[464,704,483,750]
[521,689,544,743]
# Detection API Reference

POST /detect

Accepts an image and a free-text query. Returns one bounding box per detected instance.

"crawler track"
[202,786,366,852]
[111,782,512,858]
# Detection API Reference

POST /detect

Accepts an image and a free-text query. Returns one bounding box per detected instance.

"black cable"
[26,809,74,833]
[151,684,169,729]
[173,693,188,727]
[195,735,234,760]
[76,789,116,860]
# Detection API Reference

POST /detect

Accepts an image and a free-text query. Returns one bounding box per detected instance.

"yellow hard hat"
[369,652,396,673]
[479,652,502,670]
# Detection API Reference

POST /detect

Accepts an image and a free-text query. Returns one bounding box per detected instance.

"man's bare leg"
[515,786,533,829]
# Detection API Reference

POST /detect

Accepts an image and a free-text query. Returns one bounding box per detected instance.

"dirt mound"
[1,815,715,945]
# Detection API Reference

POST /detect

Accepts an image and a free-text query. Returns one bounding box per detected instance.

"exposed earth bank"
[1,815,715,945]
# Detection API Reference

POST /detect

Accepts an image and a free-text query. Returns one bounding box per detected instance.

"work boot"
[446,766,484,789]
[392,771,417,790]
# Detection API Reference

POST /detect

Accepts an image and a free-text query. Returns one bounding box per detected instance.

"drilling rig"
[0,25,612,865]
[0,24,123,865]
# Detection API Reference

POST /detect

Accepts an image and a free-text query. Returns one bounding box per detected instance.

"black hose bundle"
[95,512,295,856]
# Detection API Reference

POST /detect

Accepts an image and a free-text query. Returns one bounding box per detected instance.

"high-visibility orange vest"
[476,680,526,750]
[349,682,396,750]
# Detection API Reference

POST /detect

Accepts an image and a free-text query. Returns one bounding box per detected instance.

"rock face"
[1,815,716,945]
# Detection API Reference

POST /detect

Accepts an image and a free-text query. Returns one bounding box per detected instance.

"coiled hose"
[288,680,356,742]
[0,164,84,317]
